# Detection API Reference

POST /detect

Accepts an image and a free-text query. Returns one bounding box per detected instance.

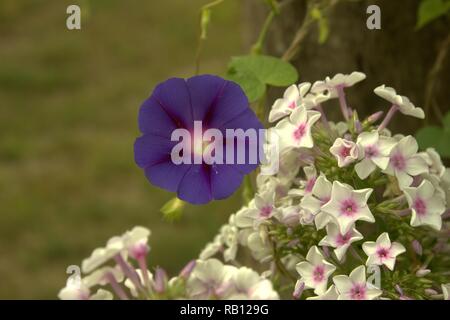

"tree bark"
[244,0,449,133]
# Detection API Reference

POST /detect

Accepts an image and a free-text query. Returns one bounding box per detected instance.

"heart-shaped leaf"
[226,68,266,102]
[226,55,298,101]
[416,125,450,158]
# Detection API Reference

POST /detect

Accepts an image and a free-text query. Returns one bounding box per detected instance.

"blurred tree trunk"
[243,0,449,133]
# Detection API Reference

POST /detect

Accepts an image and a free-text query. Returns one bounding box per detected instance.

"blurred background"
[0,0,245,299]
[0,0,448,299]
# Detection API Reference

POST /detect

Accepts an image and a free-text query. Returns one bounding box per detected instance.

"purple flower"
[134,75,263,204]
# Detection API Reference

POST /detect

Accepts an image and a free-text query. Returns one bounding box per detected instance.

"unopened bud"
[286,227,293,236]
[425,288,438,296]
[293,280,305,299]
[129,241,150,260]
[355,120,362,133]
[287,239,300,248]
[161,197,185,222]
[179,260,196,279]
[153,267,167,293]
[344,133,352,140]
[412,240,423,256]
[367,111,384,123]
[394,284,404,296]
[416,268,431,277]
[322,246,330,258]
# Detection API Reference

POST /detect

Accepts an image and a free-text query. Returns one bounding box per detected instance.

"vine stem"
[251,0,296,129]
[282,0,339,62]
[251,10,276,55]
[202,0,226,10]
[195,0,226,75]
[251,0,297,55]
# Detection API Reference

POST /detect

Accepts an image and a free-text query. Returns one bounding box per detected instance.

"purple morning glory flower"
[134,74,263,205]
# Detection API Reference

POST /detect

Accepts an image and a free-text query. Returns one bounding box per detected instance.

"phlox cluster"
[60,72,450,300]
[199,72,450,300]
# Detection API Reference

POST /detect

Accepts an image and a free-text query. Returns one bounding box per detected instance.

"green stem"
[251,10,276,55]
[251,0,297,55]
[265,0,280,14]
[282,0,339,61]
[202,0,225,10]
[271,237,297,282]
[195,0,226,74]
[349,245,364,263]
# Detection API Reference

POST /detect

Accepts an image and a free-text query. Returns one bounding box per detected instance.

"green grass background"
[0,0,245,299]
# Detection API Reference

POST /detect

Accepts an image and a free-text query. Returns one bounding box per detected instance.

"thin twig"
[195,0,226,75]
[251,11,277,55]
[251,0,296,55]
[282,0,339,62]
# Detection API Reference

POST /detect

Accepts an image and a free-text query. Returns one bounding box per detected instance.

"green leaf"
[435,130,450,157]
[226,55,298,102]
[416,126,450,158]
[226,68,266,102]
[416,0,450,30]
[229,55,298,87]
[441,131,450,157]
[416,126,443,149]
[443,111,450,129]
[160,197,186,222]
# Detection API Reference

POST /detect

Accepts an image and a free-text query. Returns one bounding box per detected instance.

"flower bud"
[287,239,300,248]
[416,268,431,277]
[322,246,330,259]
[160,197,185,222]
[354,120,362,133]
[394,284,403,296]
[179,260,196,279]
[344,133,353,140]
[425,289,438,296]
[286,227,293,236]
[293,280,305,299]
[367,111,384,123]
[129,241,150,260]
[411,240,423,256]
[153,267,168,293]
